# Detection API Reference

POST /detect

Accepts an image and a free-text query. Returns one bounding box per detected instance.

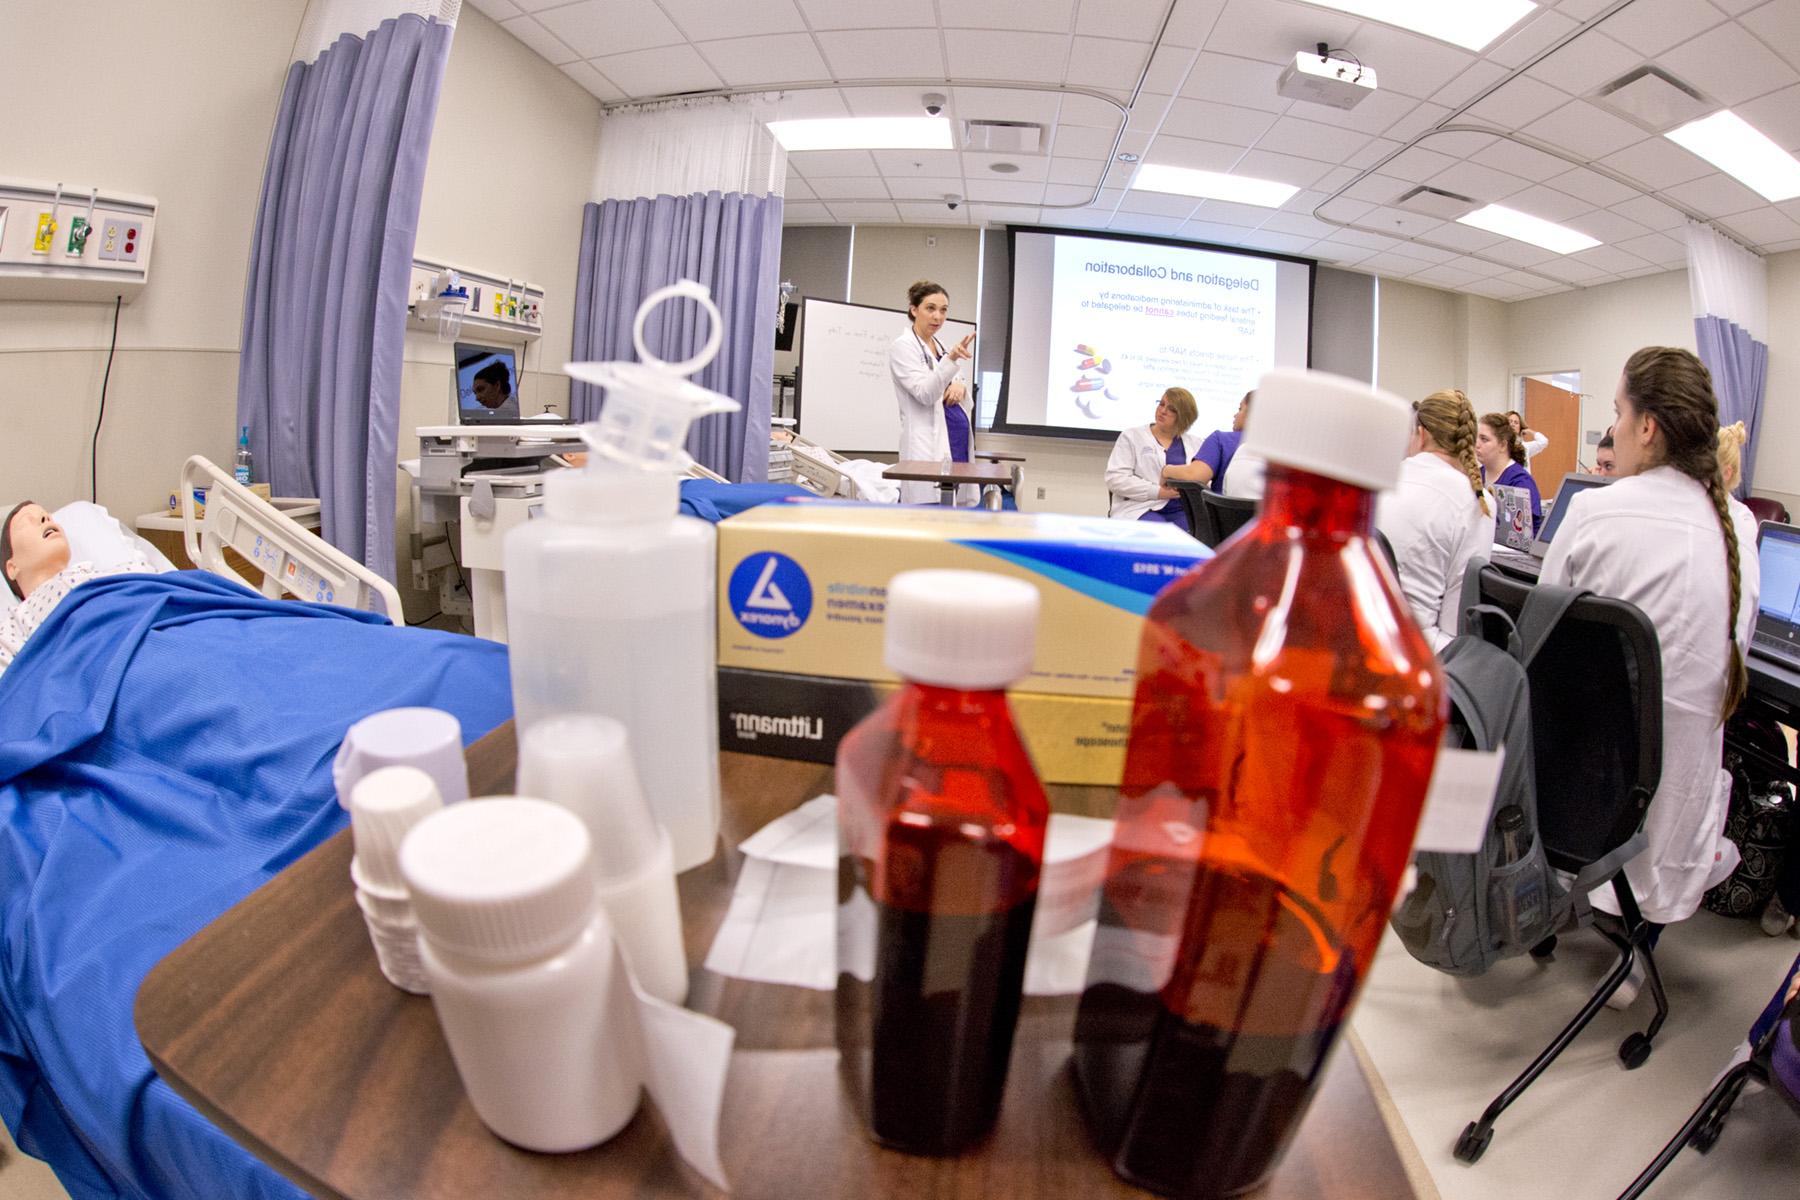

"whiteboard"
[797,297,976,455]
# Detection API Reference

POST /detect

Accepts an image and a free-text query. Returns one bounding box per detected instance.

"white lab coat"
[1523,431,1548,459]
[1539,466,1760,924]
[1375,453,1496,650]
[889,328,969,505]
[1221,451,1265,500]
[1106,424,1201,522]
[1727,494,1761,650]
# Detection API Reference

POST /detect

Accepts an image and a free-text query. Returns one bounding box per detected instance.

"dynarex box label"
[727,551,814,638]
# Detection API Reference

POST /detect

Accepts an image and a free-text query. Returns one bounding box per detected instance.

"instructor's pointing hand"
[949,332,975,362]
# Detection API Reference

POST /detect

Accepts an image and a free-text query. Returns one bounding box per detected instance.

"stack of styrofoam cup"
[347,766,445,994]
[332,707,469,811]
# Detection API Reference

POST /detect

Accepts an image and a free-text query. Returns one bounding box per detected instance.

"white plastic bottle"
[505,281,740,872]
[400,797,642,1153]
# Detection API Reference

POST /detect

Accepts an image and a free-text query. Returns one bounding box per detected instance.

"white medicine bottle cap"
[1241,368,1413,494]
[401,798,597,964]
[348,765,445,894]
[884,569,1040,691]
[517,715,664,880]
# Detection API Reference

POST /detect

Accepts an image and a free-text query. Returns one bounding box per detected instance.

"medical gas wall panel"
[0,179,156,303]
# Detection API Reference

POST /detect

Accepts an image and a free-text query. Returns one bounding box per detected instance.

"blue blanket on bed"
[0,572,512,1200]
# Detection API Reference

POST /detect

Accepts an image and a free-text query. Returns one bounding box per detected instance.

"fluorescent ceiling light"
[1665,109,1800,203]
[1298,0,1536,52]
[1133,164,1299,208]
[767,117,951,152]
[1457,204,1600,254]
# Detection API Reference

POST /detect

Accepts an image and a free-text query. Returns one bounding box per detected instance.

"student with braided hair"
[1539,348,1759,999]
[1375,389,1496,649]
[1476,411,1542,537]
[1717,420,1761,645]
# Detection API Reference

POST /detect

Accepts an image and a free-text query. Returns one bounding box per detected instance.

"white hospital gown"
[0,555,154,674]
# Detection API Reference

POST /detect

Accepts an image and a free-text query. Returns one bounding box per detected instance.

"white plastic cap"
[884,569,1039,690]
[1241,368,1413,493]
[400,798,598,965]
[333,707,468,809]
[348,766,445,893]
[517,715,662,880]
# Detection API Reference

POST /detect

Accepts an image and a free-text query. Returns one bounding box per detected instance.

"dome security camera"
[945,194,961,211]
[922,92,947,117]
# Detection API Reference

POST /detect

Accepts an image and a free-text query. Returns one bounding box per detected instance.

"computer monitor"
[1755,522,1800,653]
[1530,472,1611,555]
[453,343,522,425]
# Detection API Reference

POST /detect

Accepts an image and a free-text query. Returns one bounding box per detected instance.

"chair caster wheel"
[1619,1032,1653,1070]
[1454,1121,1492,1164]
[1530,935,1558,960]
[1690,1112,1726,1153]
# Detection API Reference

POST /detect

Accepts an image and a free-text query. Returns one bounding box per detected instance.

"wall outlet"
[117,222,142,263]
[96,218,122,261]
[1036,487,1046,500]
[926,234,937,247]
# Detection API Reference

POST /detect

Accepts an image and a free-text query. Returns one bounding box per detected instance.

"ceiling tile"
[1298,88,1423,137]
[1052,123,1120,159]
[1075,0,1167,41]
[1255,115,1372,162]
[1361,206,1446,238]
[1500,268,1558,291]
[1309,235,1385,258]
[1465,75,1571,130]
[1143,134,1242,171]
[589,43,723,95]
[1118,188,1201,217]
[1234,229,1318,254]
[1599,137,1713,189]
[536,0,684,58]
[1524,30,1644,97]
[469,0,522,18]
[1522,100,1647,160]
[1432,60,1509,110]
[1468,137,1576,181]
[1599,0,1729,57]
[1410,262,1486,289]
[1547,165,1642,208]
[1617,230,1689,264]
[1258,210,1339,238]
[1360,250,1432,277]
[785,148,881,177]
[768,90,850,119]
[782,201,834,223]
[892,202,972,223]
[1066,36,1154,93]
[1059,93,1129,127]
[657,0,806,39]
[697,34,829,86]
[1160,0,1230,48]
[1342,172,1412,204]
[1315,165,1361,191]
[1563,207,1651,242]
[1610,193,1688,230]
[1569,243,1653,272]
[884,175,966,200]
[1143,45,1201,95]
[1345,138,1404,170]
[1485,240,1560,267]
[1380,145,1458,180]
[791,0,912,30]
[1048,156,1107,184]
[1503,182,1593,221]
[1341,24,1475,100]
[1737,83,1800,154]
[1194,198,1283,228]
[1417,130,1501,157]
[1316,197,1376,222]
[1663,172,1768,217]
[1741,0,1800,71]
[816,29,945,78]
[1766,238,1800,252]
[1205,0,1357,64]
[1720,205,1800,245]
[841,86,937,116]
[500,15,579,64]
[1658,19,1800,106]
[948,0,1076,32]
[826,201,902,222]
[1127,94,1175,132]
[953,87,1065,124]
[1232,147,1331,186]
[781,173,815,199]
[1423,222,1507,252]
[559,60,625,101]
[1178,52,1291,112]
[946,31,1068,83]
[1464,276,1535,299]
[807,176,886,199]
[1161,97,1279,145]
[1043,182,1100,205]
[1487,9,1580,69]
[1111,212,1190,235]
[1384,102,1452,144]
[964,151,1051,181]
[870,149,964,175]
[966,178,1050,204]
[1536,255,1609,283]
[1429,159,1533,202]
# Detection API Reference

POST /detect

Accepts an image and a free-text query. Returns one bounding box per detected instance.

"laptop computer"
[1751,522,1800,669]
[1489,471,1611,579]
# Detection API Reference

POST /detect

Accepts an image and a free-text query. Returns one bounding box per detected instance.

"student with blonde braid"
[1539,348,1759,1005]
[1717,420,1761,646]
[1375,389,1496,649]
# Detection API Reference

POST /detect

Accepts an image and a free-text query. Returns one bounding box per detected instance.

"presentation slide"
[1000,229,1312,440]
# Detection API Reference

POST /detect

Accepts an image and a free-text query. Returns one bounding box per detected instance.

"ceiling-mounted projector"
[1277,46,1377,110]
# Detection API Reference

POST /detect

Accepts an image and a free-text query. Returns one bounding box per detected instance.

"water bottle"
[1489,805,1545,943]
[234,426,254,486]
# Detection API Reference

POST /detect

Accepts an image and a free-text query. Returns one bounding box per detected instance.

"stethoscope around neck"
[913,328,942,368]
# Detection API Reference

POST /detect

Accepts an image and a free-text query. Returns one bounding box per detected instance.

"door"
[1522,377,1579,499]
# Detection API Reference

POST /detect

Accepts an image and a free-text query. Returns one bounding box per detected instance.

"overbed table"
[136,727,1422,1200]
[883,458,1017,506]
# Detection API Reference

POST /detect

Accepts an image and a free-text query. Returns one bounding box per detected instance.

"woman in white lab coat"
[1375,390,1495,650]
[1105,388,1201,529]
[1539,347,1757,945]
[1507,410,1549,459]
[1718,420,1761,635]
[889,280,975,505]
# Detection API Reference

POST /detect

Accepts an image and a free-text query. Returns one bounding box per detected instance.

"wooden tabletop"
[882,459,1018,486]
[973,451,1027,463]
[136,728,1419,1200]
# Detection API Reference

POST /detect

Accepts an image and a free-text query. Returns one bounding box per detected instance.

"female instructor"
[890,279,975,505]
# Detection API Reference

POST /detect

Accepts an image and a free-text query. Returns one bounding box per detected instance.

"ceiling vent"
[1590,66,1712,133]
[1394,185,1479,220]
[962,120,1044,155]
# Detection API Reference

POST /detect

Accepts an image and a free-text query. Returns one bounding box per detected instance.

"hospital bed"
[0,468,511,1200]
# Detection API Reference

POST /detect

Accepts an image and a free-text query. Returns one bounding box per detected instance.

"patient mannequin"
[2,501,152,672]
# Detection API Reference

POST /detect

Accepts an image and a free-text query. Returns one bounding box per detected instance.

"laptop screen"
[1756,523,1800,648]
[1534,473,1610,550]
[453,343,522,425]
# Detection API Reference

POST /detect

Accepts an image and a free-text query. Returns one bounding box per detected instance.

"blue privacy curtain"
[1685,222,1770,494]
[570,191,781,481]
[237,13,453,577]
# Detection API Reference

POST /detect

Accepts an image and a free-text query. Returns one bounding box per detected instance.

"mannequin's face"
[5,504,69,598]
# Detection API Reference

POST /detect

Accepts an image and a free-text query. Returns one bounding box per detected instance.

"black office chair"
[1373,528,1399,575]
[1455,564,1669,1165]
[1200,491,1256,547]
[1170,481,1210,543]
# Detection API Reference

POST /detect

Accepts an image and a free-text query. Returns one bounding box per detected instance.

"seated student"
[1507,409,1549,459]
[1162,390,1251,494]
[1,501,154,673]
[1719,422,1761,604]
[1594,431,1617,476]
[1105,388,1201,532]
[1539,347,1758,1002]
[1476,412,1542,537]
[1375,390,1495,649]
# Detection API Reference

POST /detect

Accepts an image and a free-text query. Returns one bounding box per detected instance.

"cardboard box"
[715,504,1209,784]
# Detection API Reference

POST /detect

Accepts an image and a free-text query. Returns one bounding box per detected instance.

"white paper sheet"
[1412,746,1506,854]
[619,946,735,1192]
[705,795,1113,996]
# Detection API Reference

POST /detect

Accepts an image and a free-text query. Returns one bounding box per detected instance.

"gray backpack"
[1390,565,1578,976]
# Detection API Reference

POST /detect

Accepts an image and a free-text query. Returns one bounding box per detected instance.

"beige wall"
[0,2,601,584]
[846,226,981,317]
[1750,250,1800,511]
[1374,280,1459,406]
